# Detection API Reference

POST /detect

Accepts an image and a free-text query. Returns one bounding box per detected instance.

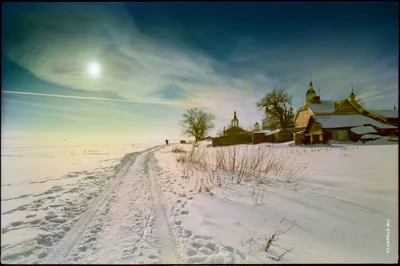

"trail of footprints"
[1,168,115,263]
[148,166,247,264]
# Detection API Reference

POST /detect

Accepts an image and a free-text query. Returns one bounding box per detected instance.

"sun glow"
[87,62,100,76]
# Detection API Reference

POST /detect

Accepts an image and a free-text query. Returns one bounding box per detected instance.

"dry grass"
[174,144,312,194]
[171,146,186,153]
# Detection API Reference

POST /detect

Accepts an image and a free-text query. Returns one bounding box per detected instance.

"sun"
[87,62,100,76]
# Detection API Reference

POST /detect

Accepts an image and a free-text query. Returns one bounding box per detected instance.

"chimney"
[312,95,321,104]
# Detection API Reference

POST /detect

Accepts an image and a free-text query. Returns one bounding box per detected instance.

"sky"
[1,2,398,143]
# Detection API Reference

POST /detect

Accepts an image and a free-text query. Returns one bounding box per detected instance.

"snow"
[307,100,336,114]
[260,130,272,135]
[264,129,282,135]
[254,129,282,136]
[367,109,398,119]
[313,114,398,129]
[350,126,378,135]
[1,139,398,264]
[361,134,381,140]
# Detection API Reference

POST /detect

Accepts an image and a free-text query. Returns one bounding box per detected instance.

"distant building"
[213,111,252,147]
[292,77,398,144]
[294,82,365,129]
[305,114,397,144]
[223,111,248,136]
[264,129,292,143]
[364,108,398,127]
[261,114,273,130]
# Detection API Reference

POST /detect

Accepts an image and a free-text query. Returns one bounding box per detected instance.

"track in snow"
[144,152,185,263]
[43,146,161,264]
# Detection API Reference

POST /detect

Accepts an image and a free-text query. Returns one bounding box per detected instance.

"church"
[222,111,248,136]
[212,111,253,147]
[293,78,398,144]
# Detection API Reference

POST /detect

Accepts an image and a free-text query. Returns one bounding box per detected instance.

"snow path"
[43,146,162,263]
[145,152,185,263]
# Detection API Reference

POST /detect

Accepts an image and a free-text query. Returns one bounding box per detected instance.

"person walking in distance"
[165,139,169,145]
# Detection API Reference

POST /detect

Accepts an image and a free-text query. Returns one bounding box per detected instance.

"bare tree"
[256,89,294,129]
[180,108,216,142]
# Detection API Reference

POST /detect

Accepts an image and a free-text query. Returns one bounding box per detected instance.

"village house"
[364,108,398,127]
[305,114,397,144]
[264,129,292,143]
[292,77,398,145]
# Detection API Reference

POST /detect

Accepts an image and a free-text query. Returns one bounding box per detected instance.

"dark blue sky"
[1,2,398,141]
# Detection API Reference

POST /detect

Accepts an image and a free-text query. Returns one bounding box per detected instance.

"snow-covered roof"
[308,100,336,114]
[254,129,270,134]
[350,126,377,135]
[254,129,284,136]
[361,134,380,140]
[367,109,398,119]
[313,115,397,129]
[264,129,281,136]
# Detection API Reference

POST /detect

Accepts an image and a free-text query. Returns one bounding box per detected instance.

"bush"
[172,146,186,153]
[174,144,311,192]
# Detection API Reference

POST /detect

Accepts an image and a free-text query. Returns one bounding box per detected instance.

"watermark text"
[386,218,390,254]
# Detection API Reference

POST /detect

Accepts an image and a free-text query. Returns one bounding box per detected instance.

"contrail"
[1,90,203,107]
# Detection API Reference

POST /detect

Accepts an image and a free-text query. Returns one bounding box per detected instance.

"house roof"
[253,129,272,135]
[350,126,377,135]
[263,128,291,136]
[366,109,398,119]
[264,129,281,136]
[254,129,288,136]
[287,127,306,133]
[361,134,380,140]
[312,115,397,129]
[307,100,336,114]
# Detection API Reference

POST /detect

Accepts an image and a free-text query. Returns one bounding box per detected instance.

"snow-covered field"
[1,138,159,262]
[1,139,398,263]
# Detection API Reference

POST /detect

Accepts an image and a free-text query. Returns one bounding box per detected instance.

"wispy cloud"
[1,90,203,107]
[3,2,268,127]
[2,2,398,137]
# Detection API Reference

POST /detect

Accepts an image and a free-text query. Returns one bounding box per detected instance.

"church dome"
[305,76,317,103]
[306,89,316,95]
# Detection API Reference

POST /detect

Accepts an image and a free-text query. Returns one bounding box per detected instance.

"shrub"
[174,143,311,192]
[264,218,295,261]
[171,146,186,153]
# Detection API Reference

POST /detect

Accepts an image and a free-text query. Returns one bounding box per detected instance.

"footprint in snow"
[199,247,214,255]
[183,229,193,238]
[186,248,198,256]
[10,221,24,227]
[187,255,208,263]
